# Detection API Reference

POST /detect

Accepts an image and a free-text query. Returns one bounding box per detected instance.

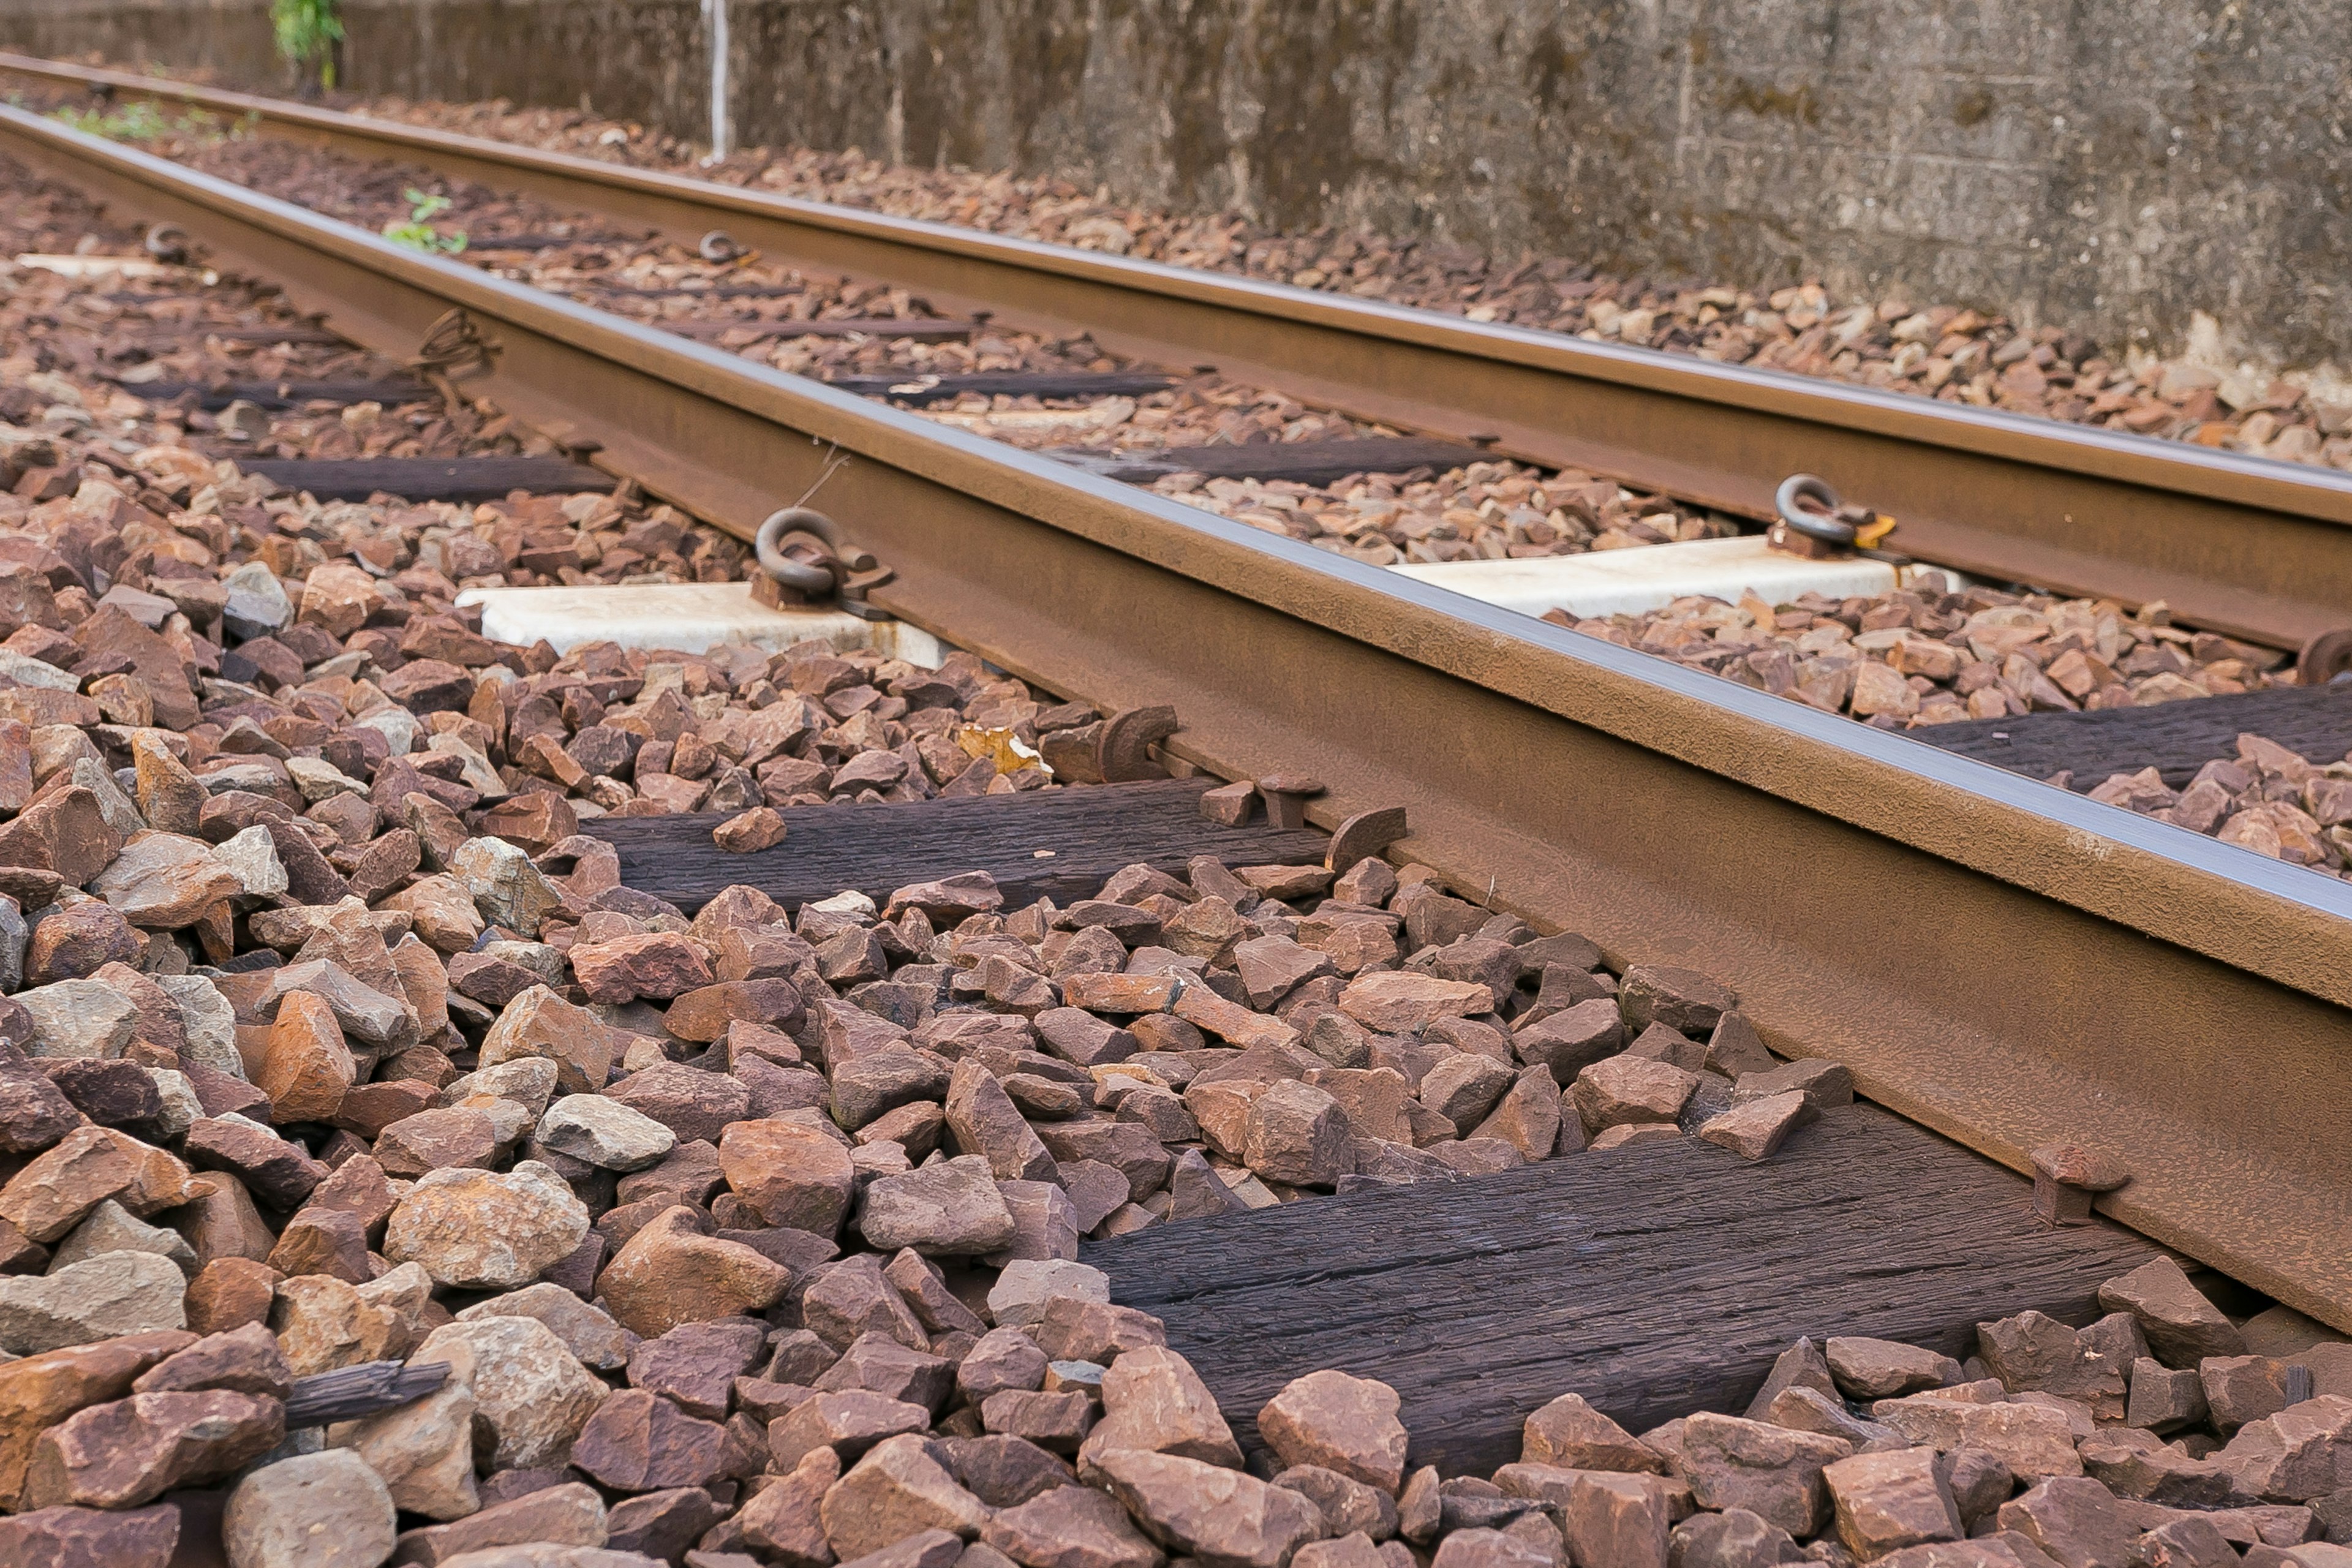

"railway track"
[0,73,2349,1568]
[7,51,2352,654]
[0,75,2343,1336]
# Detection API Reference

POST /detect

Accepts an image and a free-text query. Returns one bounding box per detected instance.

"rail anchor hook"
[1768,473,1905,563]
[752,506,895,621]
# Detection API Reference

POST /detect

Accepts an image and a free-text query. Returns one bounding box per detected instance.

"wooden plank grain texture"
[241,455,613,503]
[1049,436,1493,486]
[125,377,432,410]
[1085,1105,2159,1475]
[827,371,1179,405]
[579,778,1329,913]
[1914,682,2352,788]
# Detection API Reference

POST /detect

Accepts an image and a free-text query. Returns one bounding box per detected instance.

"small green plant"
[52,100,175,142]
[383,189,468,254]
[272,0,344,92]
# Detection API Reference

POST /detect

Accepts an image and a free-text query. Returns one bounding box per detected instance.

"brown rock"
[1556,1470,1677,1568]
[132,1321,293,1399]
[1870,1396,2084,1480]
[26,904,143,987]
[820,1431,992,1560]
[1697,1091,1817,1159]
[1826,1338,1964,1400]
[1618,967,1734,1035]
[1275,1465,1396,1541]
[0,787,123,886]
[715,807,788,853]
[598,1205,792,1338]
[804,1254,929,1352]
[1824,1447,1963,1559]
[478,985,616,1096]
[630,1318,770,1419]
[1078,1344,1243,1468]
[721,1118,857,1233]
[2201,1353,2304,1435]
[1512,999,1627,1084]
[386,1481,609,1566]
[1471,1066,1564,1161]
[0,1331,195,1505]
[1243,1080,1352,1188]
[983,1388,1095,1453]
[1428,1526,1554,1568]
[1729,1058,1855,1110]
[2216,1394,2352,1502]
[2098,1259,2247,1368]
[570,932,715,1005]
[1521,1392,1667,1474]
[1338,973,1492,1033]
[1030,1296,1167,1365]
[1085,1449,1324,1568]
[859,1155,1019,1255]
[1570,1055,1699,1133]
[21,1389,284,1509]
[665,978,805,1043]
[383,1161,591,1290]
[1994,1476,2139,1568]
[771,1389,930,1472]
[185,1257,281,1335]
[268,1205,375,1283]
[0,1502,181,1568]
[1677,1412,1853,1536]
[91,831,244,930]
[741,1446,842,1565]
[2127,1358,2210,1433]
[257,990,357,1125]
[983,1482,1166,1568]
[1256,1368,1408,1491]
[945,1061,1060,1183]
[1665,1507,1801,1568]
[570,1387,728,1492]
[375,1106,500,1177]
[182,1118,326,1209]
[0,1059,83,1153]
[1973,1312,2127,1421]
[0,1124,192,1243]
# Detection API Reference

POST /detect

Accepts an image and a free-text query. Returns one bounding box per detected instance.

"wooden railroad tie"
[1085,1104,2160,1475]
[1050,435,1496,487]
[239,455,612,503]
[1915,680,2352,790]
[657,317,979,344]
[827,370,1180,405]
[578,776,1331,915]
[124,377,434,410]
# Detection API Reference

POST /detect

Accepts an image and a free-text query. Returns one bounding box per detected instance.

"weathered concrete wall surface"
[4,0,2346,364]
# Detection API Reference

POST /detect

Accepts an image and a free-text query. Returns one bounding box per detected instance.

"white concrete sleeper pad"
[454,582,945,665]
[1390,534,1964,621]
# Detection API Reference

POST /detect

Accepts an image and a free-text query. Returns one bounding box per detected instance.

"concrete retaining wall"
[4,0,2345,364]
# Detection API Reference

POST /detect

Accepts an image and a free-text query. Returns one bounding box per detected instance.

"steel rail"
[4,52,2351,653]
[6,105,2348,1328]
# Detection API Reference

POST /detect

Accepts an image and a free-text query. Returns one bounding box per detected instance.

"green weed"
[383,189,469,255]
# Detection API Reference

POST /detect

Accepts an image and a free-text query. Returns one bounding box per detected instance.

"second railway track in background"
[0,73,2346,1340]
[10,51,2352,653]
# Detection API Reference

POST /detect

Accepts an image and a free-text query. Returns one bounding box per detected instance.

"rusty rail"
[4,51,2352,652]
[2,103,2348,1330]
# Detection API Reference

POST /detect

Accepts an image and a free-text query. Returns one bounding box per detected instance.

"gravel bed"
[326,96,2352,475]
[2081,735,2352,881]
[2,124,2352,1568]
[1557,587,2291,723]
[7,96,1741,568]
